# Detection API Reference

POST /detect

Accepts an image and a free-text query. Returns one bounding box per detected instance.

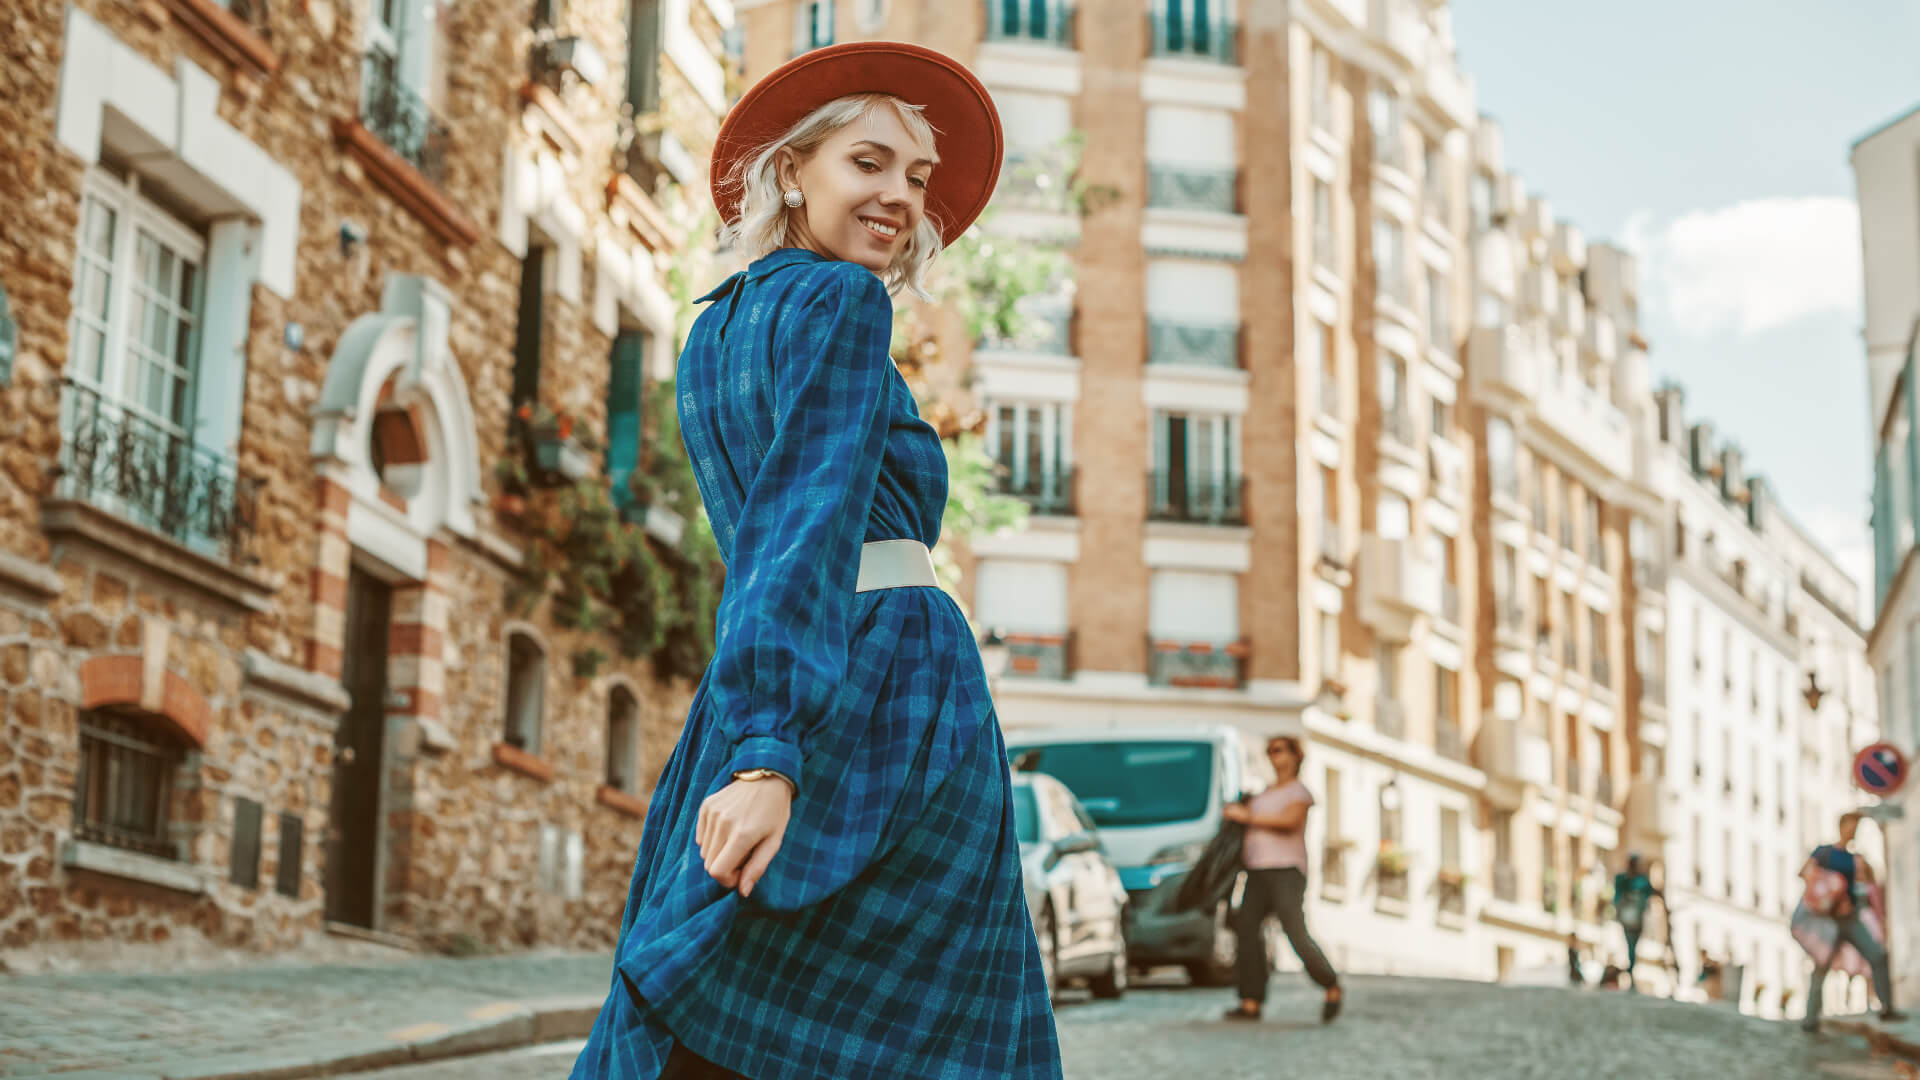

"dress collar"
[694,248,829,304]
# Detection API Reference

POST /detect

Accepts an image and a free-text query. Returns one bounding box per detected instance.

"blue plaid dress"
[571,249,1062,1079]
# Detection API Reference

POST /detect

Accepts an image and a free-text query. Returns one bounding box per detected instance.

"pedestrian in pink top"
[1219,736,1342,1023]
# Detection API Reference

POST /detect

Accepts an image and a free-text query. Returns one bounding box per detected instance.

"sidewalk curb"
[1827,1017,1920,1062]
[119,994,604,1080]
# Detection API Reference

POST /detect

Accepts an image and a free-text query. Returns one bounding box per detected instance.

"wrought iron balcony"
[1147,469,1246,526]
[1147,164,1239,213]
[1148,637,1246,689]
[995,149,1074,212]
[992,464,1075,516]
[1435,722,1466,763]
[1147,317,1239,369]
[360,50,451,184]
[1595,773,1615,807]
[1377,864,1410,901]
[1592,655,1611,687]
[983,0,1074,46]
[982,306,1072,355]
[57,380,260,564]
[1438,874,1467,916]
[1382,405,1414,447]
[1149,14,1236,63]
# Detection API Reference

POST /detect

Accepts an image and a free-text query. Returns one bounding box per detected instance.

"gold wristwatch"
[732,767,796,795]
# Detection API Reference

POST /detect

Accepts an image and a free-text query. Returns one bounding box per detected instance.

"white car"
[1013,771,1130,999]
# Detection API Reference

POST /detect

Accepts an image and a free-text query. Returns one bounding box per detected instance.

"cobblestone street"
[3,956,1913,1079]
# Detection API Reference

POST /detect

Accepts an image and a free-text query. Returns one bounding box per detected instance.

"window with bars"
[74,711,187,859]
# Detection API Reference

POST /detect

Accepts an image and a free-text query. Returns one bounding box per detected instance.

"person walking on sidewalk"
[569,42,1060,1080]
[1800,811,1903,1033]
[1219,736,1342,1023]
[1612,853,1660,991]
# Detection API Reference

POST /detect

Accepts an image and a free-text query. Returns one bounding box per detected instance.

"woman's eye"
[855,158,879,171]
[909,176,928,189]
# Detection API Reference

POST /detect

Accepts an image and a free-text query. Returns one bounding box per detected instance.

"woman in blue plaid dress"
[570,43,1062,1080]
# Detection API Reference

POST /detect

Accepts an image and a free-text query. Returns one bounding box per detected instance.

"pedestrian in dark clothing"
[1219,736,1341,1023]
[1612,853,1660,990]
[1802,811,1903,1033]
[1568,933,1586,987]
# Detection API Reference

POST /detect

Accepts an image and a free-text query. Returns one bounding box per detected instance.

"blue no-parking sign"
[1854,742,1908,796]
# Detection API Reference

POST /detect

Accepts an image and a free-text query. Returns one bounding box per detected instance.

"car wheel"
[1185,899,1238,987]
[1036,903,1058,998]
[1090,929,1128,999]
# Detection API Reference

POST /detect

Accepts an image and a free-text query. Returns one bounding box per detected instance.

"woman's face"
[1267,741,1299,777]
[778,105,934,274]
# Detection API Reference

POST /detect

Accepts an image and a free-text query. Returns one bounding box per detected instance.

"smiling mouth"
[860,216,900,241]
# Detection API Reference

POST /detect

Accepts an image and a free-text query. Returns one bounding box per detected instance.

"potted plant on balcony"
[1376,841,1409,878]
[1436,866,1470,890]
[506,402,597,490]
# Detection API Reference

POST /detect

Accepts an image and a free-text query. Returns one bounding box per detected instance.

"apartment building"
[1638,389,1880,1016]
[1853,101,1920,1005]
[0,0,730,963]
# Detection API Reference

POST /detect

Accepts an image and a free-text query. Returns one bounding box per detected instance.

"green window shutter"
[607,331,646,514]
[625,0,662,115]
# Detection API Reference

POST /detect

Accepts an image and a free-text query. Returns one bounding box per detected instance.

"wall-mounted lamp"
[339,220,367,257]
[1802,671,1825,711]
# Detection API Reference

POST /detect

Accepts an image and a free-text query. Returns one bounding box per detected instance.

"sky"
[1448,0,1920,615]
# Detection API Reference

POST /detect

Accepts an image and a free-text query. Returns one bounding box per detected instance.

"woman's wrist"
[732,767,797,798]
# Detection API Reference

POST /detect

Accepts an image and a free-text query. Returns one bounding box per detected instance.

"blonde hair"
[720,93,946,299]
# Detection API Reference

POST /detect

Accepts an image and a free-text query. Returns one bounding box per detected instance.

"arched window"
[74,710,189,859]
[504,631,546,754]
[606,684,640,793]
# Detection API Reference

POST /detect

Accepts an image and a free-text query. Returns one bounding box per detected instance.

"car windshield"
[1012,784,1040,844]
[1007,741,1213,827]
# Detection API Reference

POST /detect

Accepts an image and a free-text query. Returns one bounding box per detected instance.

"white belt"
[854,539,939,592]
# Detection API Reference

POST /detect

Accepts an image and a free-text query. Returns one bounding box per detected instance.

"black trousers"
[1235,867,1338,1003]
[662,1041,746,1079]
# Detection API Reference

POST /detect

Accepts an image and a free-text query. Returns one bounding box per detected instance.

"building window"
[1368,82,1401,168]
[1429,394,1451,443]
[1320,608,1341,687]
[606,684,640,792]
[1439,807,1462,871]
[74,711,187,860]
[1377,640,1401,700]
[1379,350,1410,445]
[1488,416,1517,499]
[794,0,835,53]
[1373,214,1407,305]
[1310,317,1338,417]
[1377,491,1411,541]
[1470,171,1494,230]
[1559,477,1577,550]
[1310,42,1332,132]
[623,0,664,116]
[505,631,547,754]
[1318,465,1339,560]
[1587,493,1604,568]
[511,244,548,406]
[606,329,646,517]
[360,0,453,178]
[1590,608,1608,685]
[1423,140,1448,224]
[67,171,205,441]
[1531,460,1548,533]
[1427,267,1451,348]
[1313,180,1336,272]
[989,400,1072,514]
[1379,784,1402,846]
[1150,410,1241,525]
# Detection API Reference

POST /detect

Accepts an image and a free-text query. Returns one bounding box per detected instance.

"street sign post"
[1853,742,1908,797]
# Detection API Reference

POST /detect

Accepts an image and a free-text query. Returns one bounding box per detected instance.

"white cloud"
[1636,197,1861,337]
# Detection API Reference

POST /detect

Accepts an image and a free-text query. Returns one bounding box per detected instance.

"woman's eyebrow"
[850,139,938,169]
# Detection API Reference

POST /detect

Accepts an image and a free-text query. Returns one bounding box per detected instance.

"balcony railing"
[1592,655,1611,687]
[1149,14,1236,63]
[1633,557,1666,592]
[57,380,261,564]
[983,0,1074,46]
[1496,600,1527,636]
[1004,631,1073,680]
[1148,638,1246,689]
[1435,722,1466,763]
[1376,696,1405,740]
[982,306,1072,354]
[360,50,451,184]
[1147,317,1239,369]
[1378,865,1410,901]
[992,464,1075,517]
[1639,670,1666,702]
[1438,876,1467,917]
[1382,406,1414,447]
[1562,638,1578,670]
[995,148,1076,213]
[1147,164,1239,213]
[1595,773,1615,807]
[1147,470,1246,526]
[1492,861,1518,902]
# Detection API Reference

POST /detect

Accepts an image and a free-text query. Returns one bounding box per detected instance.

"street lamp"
[979,626,1011,684]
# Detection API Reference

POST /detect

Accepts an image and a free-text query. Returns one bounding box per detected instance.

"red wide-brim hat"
[710,41,1004,248]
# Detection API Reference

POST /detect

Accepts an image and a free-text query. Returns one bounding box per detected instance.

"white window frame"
[68,168,207,441]
[986,398,1072,492]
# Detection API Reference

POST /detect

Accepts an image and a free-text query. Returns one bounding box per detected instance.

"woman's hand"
[697,776,794,899]
[1221,803,1252,825]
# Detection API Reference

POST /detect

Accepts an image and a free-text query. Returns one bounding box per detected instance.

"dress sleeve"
[705,265,895,792]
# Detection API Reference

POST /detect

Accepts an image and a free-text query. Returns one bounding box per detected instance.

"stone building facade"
[0,0,734,966]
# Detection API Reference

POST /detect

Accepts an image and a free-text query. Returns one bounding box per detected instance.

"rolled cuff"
[726,735,803,795]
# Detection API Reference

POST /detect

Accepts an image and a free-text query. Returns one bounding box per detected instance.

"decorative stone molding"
[518,83,588,159]
[158,0,279,77]
[79,653,212,748]
[498,142,584,302]
[242,648,351,715]
[596,784,648,818]
[41,499,276,613]
[55,7,301,296]
[493,741,556,783]
[331,118,482,247]
[62,839,208,895]
[0,550,63,601]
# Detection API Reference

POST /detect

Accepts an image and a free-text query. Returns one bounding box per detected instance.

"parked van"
[1004,724,1277,985]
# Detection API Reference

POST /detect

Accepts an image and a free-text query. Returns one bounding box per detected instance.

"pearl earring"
[783,189,805,208]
